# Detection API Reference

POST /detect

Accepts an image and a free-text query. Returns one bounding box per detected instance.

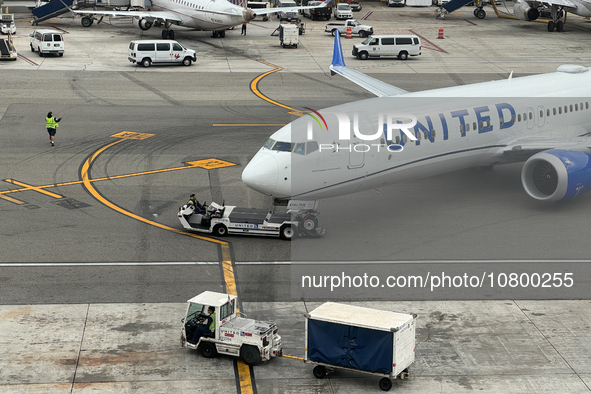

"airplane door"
[537,105,546,127]
[348,139,365,169]
[526,107,535,129]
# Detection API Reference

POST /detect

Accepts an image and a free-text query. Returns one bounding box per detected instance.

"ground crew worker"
[190,306,216,344]
[241,22,247,35]
[46,111,61,146]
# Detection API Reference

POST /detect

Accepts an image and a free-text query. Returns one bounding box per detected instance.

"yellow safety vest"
[46,117,58,129]
[209,313,216,332]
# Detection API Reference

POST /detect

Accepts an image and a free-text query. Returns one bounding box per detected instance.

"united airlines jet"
[242,32,591,206]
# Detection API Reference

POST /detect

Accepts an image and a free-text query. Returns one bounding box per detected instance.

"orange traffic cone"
[346,26,352,39]
[437,28,444,39]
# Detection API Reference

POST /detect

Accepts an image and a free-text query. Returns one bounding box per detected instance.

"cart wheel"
[280,224,296,240]
[240,345,261,365]
[213,224,227,236]
[200,342,218,358]
[378,377,392,391]
[312,365,327,379]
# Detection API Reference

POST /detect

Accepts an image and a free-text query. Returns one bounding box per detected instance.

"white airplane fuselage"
[241,66,591,201]
[151,0,248,30]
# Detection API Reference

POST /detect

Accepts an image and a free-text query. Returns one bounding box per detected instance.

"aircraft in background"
[242,32,591,227]
[512,0,591,32]
[72,0,329,38]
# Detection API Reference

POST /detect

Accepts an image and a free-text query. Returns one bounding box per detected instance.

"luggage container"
[279,23,299,48]
[304,302,416,391]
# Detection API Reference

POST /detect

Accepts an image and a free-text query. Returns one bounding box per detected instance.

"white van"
[128,40,196,67]
[352,35,421,60]
[29,29,64,57]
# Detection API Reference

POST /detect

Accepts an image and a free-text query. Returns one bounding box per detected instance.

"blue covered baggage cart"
[304,302,416,391]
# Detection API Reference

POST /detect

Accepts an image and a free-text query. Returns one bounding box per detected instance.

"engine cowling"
[133,17,153,31]
[513,0,540,21]
[521,150,591,201]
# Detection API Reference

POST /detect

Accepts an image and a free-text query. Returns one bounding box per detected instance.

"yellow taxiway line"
[78,136,254,394]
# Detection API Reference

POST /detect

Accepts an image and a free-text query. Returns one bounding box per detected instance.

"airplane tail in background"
[328,31,409,97]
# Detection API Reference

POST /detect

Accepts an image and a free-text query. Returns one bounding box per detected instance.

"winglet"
[330,30,345,75]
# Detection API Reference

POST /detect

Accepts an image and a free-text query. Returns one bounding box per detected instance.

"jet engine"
[521,150,591,201]
[133,17,153,30]
[513,0,540,21]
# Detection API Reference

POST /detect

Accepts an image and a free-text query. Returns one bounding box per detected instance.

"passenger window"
[412,37,419,45]
[396,37,412,45]
[43,34,53,41]
[173,43,183,51]
[466,123,470,132]
[138,43,155,51]
[575,104,578,111]
[460,124,464,133]
[540,110,543,117]
[528,113,532,120]
[53,34,62,41]
[473,122,476,130]
[306,141,319,154]
[564,106,567,113]
[382,38,394,45]
[570,104,573,112]
[559,107,562,114]
[369,38,378,45]
[157,43,170,51]
[518,114,521,122]
[129,42,135,50]
[546,109,550,116]
[553,108,556,115]
[294,143,306,155]
[431,129,436,138]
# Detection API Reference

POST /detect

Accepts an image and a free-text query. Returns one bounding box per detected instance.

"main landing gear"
[547,6,565,32]
[212,30,226,38]
[162,29,175,39]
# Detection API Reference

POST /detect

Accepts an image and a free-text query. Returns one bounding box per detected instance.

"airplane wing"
[72,7,242,19]
[252,0,331,15]
[519,0,577,9]
[328,31,408,97]
[497,130,591,164]
[71,9,183,21]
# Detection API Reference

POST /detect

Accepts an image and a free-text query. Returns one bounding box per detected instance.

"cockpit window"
[272,141,294,152]
[294,143,306,155]
[306,141,319,154]
[263,138,276,150]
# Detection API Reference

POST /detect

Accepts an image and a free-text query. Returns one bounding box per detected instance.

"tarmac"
[2,1,591,393]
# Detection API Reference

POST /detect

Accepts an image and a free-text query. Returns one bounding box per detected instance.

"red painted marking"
[409,29,448,54]
[17,54,39,66]
[464,18,477,25]
[361,11,372,20]
[50,26,69,33]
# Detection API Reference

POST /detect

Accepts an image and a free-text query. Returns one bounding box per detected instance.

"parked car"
[334,3,353,19]
[350,0,362,11]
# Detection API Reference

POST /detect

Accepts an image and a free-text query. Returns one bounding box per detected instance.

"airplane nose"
[242,153,279,196]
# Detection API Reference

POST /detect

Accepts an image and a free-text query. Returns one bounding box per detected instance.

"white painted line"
[0,262,219,267]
